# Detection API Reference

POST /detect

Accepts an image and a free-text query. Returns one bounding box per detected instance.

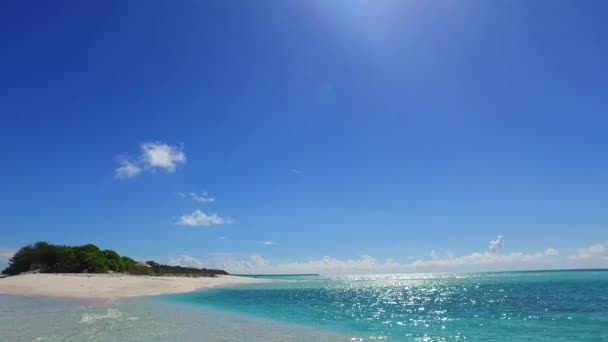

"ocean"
[1,270,607,341]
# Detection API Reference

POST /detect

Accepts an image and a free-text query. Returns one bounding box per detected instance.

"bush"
[120,256,136,270]
[2,242,111,275]
[2,242,229,277]
[103,249,123,272]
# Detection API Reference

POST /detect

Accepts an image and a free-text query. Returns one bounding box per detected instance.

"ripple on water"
[165,271,608,341]
[2,271,608,341]
[0,295,350,341]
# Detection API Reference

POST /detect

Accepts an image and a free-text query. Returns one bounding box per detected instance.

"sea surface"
[1,270,607,341]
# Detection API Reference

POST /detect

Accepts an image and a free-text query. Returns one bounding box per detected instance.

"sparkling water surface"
[165,270,608,341]
[1,270,607,341]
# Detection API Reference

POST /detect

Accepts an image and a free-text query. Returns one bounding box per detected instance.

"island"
[0,242,268,298]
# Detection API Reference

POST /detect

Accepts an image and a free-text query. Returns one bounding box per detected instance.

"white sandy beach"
[0,273,269,298]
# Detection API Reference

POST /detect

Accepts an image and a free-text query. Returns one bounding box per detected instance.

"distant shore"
[0,273,270,299]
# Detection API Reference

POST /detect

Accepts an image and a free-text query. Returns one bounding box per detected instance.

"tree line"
[2,241,227,277]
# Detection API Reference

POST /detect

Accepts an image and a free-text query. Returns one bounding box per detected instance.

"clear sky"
[1,1,607,273]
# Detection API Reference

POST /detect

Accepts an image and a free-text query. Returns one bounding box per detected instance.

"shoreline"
[0,273,270,299]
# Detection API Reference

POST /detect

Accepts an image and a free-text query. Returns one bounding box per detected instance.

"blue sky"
[1,1,607,273]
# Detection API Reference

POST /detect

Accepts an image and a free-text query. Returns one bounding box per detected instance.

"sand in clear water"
[0,295,349,342]
[3,271,607,341]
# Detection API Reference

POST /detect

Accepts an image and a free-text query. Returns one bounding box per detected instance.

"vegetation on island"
[1,242,228,277]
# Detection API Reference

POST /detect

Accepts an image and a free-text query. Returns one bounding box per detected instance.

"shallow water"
[1,270,607,341]
[166,270,608,341]
[0,295,347,341]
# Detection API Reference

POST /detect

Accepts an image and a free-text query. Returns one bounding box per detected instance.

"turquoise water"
[166,270,608,341]
[0,295,347,341]
[236,274,325,281]
[1,270,606,341]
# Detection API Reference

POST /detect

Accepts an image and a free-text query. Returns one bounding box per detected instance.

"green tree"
[75,244,108,273]
[2,242,228,277]
[2,244,35,275]
[102,249,123,272]
[120,256,136,269]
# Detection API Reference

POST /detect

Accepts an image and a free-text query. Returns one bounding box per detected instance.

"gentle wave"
[166,270,608,341]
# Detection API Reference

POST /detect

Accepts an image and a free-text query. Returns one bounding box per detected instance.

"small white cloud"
[168,255,206,269]
[114,141,186,179]
[184,192,215,203]
[176,210,231,227]
[489,235,504,253]
[568,244,606,261]
[141,142,186,172]
[176,191,215,203]
[290,169,301,174]
[114,160,142,179]
[259,241,277,246]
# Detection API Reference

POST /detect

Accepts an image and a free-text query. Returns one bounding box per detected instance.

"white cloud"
[545,248,559,257]
[568,244,607,261]
[200,250,562,275]
[191,236,567,274]
[202,254,402,275]
[177,192,215,203]
[141,142,186,172]
[0,248,16,260]
[191,192,214,203]
[176,210,231,227]
[201,253,276,274]
[114,160,142,179]
[114,141,186,179]
[406,249,560,272]
[489,235,504,253]
[164,239,606,275]
[168,255,206,269]
[259,241,277,246]
[0,248,15,271]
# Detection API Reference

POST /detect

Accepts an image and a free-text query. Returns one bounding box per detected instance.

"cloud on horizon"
[0,248,16,270]
[568,243,607,261]
[0,248,16,260]
[168,255,206,269]
[115,142,186,179]
[176,210,231,227]
[167,239,608,275]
